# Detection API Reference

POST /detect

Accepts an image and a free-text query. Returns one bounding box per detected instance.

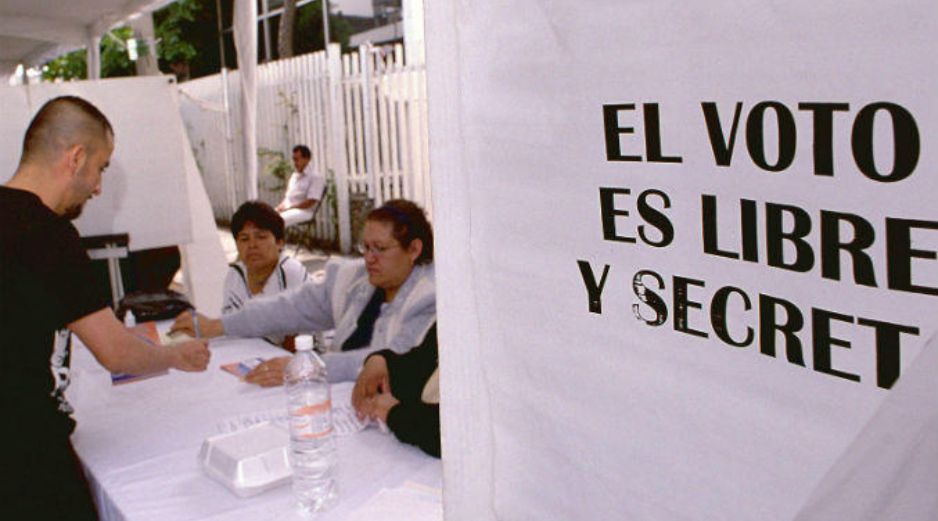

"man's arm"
[352,354,390,412]
[385,324,438,403]
[358,388,442,457]
[172,271,335,342]
[70,308,210,374]
[170,310,224,338]
[386,401,441,458]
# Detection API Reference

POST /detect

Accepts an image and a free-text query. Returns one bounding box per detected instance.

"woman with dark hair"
[171,199,435,383]
[222,201,308,347]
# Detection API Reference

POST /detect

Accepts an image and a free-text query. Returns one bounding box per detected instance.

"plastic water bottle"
[285,335,337,513]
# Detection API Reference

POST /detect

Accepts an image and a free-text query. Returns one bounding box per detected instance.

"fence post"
[179,44,434,243]
[328,43,352,252]
[360,43,379,204]
[220,67,238,216]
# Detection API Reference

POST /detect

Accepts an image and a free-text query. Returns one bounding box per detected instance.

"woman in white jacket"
[171,199,435,383]
[221,201,308,348]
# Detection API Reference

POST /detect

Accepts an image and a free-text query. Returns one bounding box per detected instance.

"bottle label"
[290,399,333,439]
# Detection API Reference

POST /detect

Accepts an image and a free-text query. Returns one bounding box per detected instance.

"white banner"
[428,2,938,520]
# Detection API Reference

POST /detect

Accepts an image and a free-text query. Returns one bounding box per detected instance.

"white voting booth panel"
[0,77,226,314]
[1,77,191,251]
[427,2,938,520]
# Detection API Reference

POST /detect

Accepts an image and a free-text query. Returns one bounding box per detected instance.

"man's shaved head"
[20,96,113,166]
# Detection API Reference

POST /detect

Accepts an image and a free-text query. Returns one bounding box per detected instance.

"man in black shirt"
[0,96,211,519]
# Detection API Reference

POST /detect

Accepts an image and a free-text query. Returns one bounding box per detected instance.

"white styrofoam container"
[199,422,293,497]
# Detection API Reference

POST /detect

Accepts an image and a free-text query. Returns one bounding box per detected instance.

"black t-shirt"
[0,186,108,445]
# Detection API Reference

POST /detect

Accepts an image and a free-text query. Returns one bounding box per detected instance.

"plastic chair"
[287,183,327,254]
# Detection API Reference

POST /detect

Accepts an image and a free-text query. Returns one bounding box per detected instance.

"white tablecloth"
[66,334,441,521]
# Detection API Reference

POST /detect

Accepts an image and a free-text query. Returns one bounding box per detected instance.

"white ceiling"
[0,0,177,75]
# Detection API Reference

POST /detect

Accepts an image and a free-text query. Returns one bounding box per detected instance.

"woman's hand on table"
[359,391,399,423]
[352,355,390,418]
[244,356,290,387]
[171,340,211,371]
[170,311,223,339]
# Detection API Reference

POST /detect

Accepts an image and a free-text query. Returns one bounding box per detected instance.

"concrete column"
[87,34,101,79]
[130,13,160,76]
[403,0,425,65]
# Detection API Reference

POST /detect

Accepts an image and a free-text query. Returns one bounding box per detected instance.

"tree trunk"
[278,0,297,59]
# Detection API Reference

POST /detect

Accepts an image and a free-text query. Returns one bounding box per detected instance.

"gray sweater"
[222,257,436,381]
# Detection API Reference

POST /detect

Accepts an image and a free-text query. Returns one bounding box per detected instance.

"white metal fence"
[177,43,431,250]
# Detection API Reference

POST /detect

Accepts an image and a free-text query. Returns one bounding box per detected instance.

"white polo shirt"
[283,166,326,207]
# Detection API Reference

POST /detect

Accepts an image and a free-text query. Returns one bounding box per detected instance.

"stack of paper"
[217,402,369,436]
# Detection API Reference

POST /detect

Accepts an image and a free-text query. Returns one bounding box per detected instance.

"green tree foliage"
[41,0,357,82]
[101,28,137,77]
[153,0,223,79]
[41,52,86,81]
[41,27,136,81]
[42,0,212,82]
[154,0,200,66]
[295,0,353,54]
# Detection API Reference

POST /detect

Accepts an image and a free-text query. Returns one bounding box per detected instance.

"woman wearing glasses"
[171,199,435,384]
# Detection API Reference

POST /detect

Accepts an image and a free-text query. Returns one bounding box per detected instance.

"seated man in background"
[276,144,325,227]
[352,324,440,458]
[223,201,308,348]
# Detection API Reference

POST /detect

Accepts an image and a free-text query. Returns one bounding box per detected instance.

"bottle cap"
[295,335,314,352]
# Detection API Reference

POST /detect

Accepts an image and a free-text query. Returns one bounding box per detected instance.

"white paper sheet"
[347,481,442,521]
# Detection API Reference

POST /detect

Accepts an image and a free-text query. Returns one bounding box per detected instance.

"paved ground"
[215,226,333,274]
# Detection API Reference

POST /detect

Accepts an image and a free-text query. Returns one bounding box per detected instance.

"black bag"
[117,290,193,322]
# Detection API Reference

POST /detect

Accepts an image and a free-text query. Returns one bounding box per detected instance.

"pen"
[192,312,201,339]
[133,333,156,346]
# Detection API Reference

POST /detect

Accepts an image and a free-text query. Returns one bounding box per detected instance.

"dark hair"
[22,96,113,163]
[292,145,311,159]
[367,199,434,265]
[231,201,285,241]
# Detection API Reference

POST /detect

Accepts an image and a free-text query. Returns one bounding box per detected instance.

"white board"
[1,76,192,251]
[427,2,938,520]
